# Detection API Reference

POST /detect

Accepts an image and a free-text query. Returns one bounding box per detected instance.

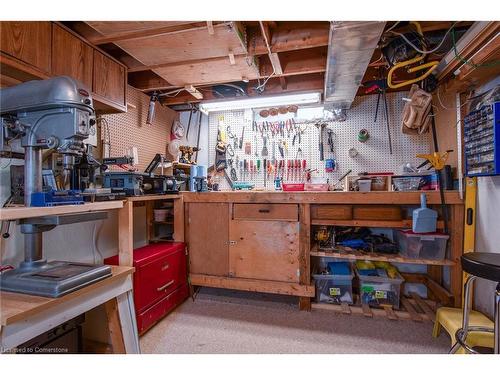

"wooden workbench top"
[125,194,182,202]
[0,266,134,326]
[0,200,124,221]
[181,191,463,205]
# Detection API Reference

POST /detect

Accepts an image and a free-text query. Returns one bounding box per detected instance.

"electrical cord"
[451,28,500,68]
[390,22,458,55]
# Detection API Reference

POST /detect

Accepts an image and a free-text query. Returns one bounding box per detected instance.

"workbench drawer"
[135,249,187,312]
[136,283,189,335]
[233,203,298,221]
[311,205,353,220]
[352,205,402,220]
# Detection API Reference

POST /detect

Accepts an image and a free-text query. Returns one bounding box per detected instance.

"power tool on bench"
[0,76,112,297]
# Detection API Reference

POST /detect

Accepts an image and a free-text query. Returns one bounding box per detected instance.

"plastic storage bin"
[312,261,354,304]
[395,230,449,260]
[355,268,404,309]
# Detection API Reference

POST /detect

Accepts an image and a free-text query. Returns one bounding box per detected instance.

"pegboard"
[208,91,431,189]
[100,86,177,171]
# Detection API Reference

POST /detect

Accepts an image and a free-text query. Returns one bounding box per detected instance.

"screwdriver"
[302,160,306,182]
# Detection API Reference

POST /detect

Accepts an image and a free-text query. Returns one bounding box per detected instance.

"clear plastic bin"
[395,230,449,260]
[312,262,354,305]
[355,268,404,309]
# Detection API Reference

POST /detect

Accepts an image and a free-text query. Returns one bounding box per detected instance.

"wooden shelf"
[312,292,437,323]
[0,266,133,326]
[173,162,195,170]
[311,219,445,229]
[153,220,174,225]
[310,248,455,266]
[0,200,124,221]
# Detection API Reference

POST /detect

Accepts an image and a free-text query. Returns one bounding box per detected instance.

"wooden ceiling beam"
[160,73,324,106]
[88,21,228,45]
[259,21,283,76]
[248,22,330,55]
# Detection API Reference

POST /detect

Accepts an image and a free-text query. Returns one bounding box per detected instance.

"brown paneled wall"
[101,85,178,171]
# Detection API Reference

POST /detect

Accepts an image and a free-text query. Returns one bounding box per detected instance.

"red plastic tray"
[282,183,304,191]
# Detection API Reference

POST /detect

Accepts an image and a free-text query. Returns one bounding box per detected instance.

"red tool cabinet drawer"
[135,249,187,312]
[104,242,188,312]
[137,283,189,334]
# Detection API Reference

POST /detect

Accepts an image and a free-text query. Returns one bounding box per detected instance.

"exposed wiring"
[451,28,500,68]
[436,84,471,111]
[384,21,401,34]
[158,88,185,98]
[254,70,276,93]
[0,132,22,170]
[368,52,385,66]
[92,220,105,263]
[390,22,458,55]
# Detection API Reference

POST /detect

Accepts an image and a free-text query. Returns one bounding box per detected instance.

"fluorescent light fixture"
[199,92,321,113]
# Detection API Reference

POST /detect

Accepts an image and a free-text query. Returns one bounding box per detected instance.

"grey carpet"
[140,287,451,354]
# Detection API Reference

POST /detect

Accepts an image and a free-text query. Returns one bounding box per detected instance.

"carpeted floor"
[140,287,451,354]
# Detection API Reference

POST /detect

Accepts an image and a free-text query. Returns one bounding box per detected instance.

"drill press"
[0,76,112,297]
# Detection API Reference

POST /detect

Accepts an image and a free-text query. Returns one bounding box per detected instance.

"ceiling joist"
[88,21,228,45]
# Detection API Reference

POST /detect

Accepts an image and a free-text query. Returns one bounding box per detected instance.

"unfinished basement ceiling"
[65,21,473,106]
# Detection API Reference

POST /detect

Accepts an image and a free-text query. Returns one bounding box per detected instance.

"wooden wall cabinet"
[93,50,127,111]
[0,21,51,76]
[51,24,93,89]
[0,21,52,87]
[0,22,127,113]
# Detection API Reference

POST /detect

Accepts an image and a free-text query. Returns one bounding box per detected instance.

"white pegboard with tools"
[208,91,431,190]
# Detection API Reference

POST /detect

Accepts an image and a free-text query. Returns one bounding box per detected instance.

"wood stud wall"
[101,86,177,171]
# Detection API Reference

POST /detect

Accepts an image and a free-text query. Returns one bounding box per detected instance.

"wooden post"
[449,204,465,307]
[173,196,185,242]
[146,200,153,243]
[298,203,311,311]
[104,298,126,354]
[118,199,134,266]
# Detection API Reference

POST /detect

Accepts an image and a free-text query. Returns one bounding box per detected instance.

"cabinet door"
[187,203,229,276]
[229,220,300,283]
[0,21,51,74]
[93,50,126,106]
[52,24,93,88]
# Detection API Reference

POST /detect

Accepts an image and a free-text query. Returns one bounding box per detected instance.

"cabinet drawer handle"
[157,280,175,292]
[161,263,170,271]
[258,209,270,213]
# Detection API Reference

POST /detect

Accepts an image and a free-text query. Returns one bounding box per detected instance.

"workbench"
[182,191,464,312]
[0,200,140,353]
[1,266,140,353]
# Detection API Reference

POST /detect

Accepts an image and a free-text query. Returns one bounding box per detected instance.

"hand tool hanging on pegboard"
[194,108,202,163]
[239,126,245,149]
[185,104,194,140]
[327,129,335,152]
[315,121,327,161]
[365,76,393,154]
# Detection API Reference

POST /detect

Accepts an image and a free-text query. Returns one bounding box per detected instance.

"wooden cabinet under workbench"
[183,191,465,312]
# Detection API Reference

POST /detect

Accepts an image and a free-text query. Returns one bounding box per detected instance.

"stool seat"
[462,252,500,282]
[433,307,494,353]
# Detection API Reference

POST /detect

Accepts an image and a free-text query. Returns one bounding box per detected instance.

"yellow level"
[462,176,477,307]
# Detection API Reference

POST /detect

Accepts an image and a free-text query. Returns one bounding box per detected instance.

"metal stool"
[450,252,500,354]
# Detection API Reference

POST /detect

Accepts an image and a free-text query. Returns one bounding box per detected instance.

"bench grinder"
[0,76,112,297]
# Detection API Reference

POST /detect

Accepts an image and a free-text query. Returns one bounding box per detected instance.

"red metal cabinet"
[105,242,188,334]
